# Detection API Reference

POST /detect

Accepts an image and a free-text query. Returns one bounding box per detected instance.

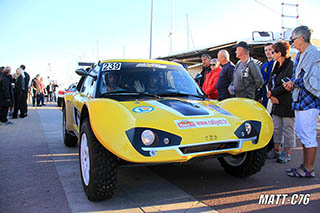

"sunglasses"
[289,36,298,45]
[271,50,281,54]
[210,64,216,66]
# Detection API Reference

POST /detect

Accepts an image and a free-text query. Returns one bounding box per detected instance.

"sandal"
[287,164,315,178]
[286,164,303,173]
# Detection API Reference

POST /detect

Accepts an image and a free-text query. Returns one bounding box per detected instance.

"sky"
[1,0,319,87]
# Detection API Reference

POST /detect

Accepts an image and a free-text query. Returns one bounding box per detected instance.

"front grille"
[179,141,239,155]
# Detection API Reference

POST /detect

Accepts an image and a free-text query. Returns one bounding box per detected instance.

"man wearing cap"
[229,41,263,100]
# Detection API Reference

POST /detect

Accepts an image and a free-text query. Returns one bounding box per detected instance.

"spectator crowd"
[0,65,58,126]
[196,26,320,178]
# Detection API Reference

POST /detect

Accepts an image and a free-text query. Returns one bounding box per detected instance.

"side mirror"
[75,68,88,76]
[75,68,97,80]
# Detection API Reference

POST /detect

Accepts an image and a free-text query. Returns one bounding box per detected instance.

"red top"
[202,67,222,99]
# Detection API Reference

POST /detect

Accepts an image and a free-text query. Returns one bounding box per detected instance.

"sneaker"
[267,149,280,159]
[0,121,14,126]
[277,152,291,163]
[19,114,27,118]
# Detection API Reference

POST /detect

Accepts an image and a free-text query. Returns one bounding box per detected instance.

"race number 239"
[102,63,121,71]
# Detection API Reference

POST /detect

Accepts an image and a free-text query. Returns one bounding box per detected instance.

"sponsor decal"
[136,63,167,69]
[176,120,196,129]
[175,118,230,129]
[207,104,232,116]
[132,106,154,113]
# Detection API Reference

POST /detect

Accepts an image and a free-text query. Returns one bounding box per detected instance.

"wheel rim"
[223,152,247,166]
[80,133,90,186]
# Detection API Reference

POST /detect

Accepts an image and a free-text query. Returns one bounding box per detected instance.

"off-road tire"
[62,107,77,147]
[218,148,267,177]
[80,119,118,201]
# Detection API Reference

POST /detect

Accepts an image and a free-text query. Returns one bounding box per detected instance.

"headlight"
[141,130,156,146]
[234,121,261,141]
[244,122,252,135]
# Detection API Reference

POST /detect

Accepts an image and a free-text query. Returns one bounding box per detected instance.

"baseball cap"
[233,41,249,50]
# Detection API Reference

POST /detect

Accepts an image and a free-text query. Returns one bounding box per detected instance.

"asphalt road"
[0,103,319,212]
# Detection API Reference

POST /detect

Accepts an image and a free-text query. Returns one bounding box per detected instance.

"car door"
[71,75,95,134]
[64,78,84,136]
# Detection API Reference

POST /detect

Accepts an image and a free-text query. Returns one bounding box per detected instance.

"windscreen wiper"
[100,91,161,99]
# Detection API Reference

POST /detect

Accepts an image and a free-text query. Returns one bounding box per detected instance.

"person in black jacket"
[197,54,212,87]
[0,66,4,78]
[217,49,235,100]
[0,66,14,125]
[20,65,30,117]
[12,68,24,119]
[267,41,295,163]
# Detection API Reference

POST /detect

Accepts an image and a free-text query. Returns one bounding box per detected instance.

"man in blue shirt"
[259,43,274,107]
[217,49,234,101]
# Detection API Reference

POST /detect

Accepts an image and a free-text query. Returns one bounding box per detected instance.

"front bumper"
[141,137,257,158]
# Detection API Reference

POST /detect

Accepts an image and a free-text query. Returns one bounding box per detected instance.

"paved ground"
[0,103,320,212]
[0,104,213,213]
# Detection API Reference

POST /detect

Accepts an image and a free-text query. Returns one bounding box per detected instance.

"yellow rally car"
[62,59,273,201]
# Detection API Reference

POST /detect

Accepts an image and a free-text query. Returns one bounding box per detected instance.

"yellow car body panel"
[65,96,273,163]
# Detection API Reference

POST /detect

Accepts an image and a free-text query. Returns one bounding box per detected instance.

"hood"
[119,98,242,131]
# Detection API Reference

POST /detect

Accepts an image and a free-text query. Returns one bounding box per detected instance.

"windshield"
[99,63,204,98]
[67,84,77,91]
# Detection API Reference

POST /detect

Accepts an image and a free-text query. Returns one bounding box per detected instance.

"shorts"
[272,115,296,148]
[295,109,320,148]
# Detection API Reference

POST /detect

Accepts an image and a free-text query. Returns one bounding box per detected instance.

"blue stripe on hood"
[158,99,209,116]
